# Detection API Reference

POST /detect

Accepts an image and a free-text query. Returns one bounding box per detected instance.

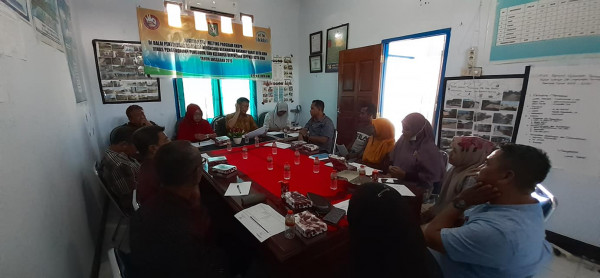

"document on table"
[235,203,285,242]
[337,170,359,181]
[349,163,378,176]
[245,126,267,139]
[333,200,350,213]
[385,184,415,197]
[267,131,284,136]
[324,162,333,167]
[287,132,299,137]
[192,140,216,148]
[201,153,211,159]
[224,182,251,196]
[263,142,291,149]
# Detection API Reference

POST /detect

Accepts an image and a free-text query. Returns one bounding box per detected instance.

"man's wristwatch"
[453,198,468,210]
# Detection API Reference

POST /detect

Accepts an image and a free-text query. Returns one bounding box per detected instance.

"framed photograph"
[309,54,322,73]
[325,23,349,73]
[92,39,161,104]
[309,31,322,54]
[1,0,29,21]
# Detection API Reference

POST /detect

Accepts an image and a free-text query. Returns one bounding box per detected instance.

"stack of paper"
[224,181,252,196]
[263,142,291,149]
[235,204,285,242]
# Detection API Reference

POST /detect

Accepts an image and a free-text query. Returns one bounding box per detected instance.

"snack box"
[207,156,228,167]
[214,136,231,146]
[300,143,319,155]
[211,164,237,178]
[294,211,328,238]
[284,191,313,210]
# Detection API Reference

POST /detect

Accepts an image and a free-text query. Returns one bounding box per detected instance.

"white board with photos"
[438,73,528,150]
[261,56,294,104]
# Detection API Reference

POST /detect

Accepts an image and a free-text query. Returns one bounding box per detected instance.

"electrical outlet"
[467,47,477,67]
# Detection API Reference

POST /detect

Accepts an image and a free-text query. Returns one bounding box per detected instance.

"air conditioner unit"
[185,0,239,19]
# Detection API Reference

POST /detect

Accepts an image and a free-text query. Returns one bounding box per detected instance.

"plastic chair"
[172,117,183,140]
[331,129,338,154]
[531,184,557,221]
[108,248,134,278]
[94,162,130,242]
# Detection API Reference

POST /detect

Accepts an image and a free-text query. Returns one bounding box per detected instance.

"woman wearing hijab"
[422,136,495,222]
[263,102,290,131]
[348,182,442,278]
[361,118,395,168]
[177,104,216,142]
[388,113,445,188]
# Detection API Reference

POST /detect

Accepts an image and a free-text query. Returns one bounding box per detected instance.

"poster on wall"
[57,0,85,103]
[136,7,272,79]
[437,72,529,150]
[31,0,63,51]
[1,0,30,21]
[92,39,161,104]
[261,56,293,104]
[516,65,600,175]
[491,0,600,62]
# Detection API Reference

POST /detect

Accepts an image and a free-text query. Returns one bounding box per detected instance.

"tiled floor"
[97,205,600,278]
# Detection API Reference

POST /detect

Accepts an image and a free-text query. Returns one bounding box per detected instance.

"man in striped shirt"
[100,126,140,214]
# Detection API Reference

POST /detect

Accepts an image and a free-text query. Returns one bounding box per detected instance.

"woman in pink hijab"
[388,113,445,188]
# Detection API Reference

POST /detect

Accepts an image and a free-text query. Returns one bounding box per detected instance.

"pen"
[237,184,241,194]
[249,215,269,233]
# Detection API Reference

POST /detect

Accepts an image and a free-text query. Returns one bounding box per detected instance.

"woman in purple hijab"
[388,113,445,188]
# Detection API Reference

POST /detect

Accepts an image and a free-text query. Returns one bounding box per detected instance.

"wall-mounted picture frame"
[325,23,349,73]
[92,39,161,104]
[1,0,29,21]
[309,54,322,73]
[310,31,322,54]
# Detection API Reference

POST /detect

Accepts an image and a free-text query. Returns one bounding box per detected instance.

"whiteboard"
[516,65,600,176]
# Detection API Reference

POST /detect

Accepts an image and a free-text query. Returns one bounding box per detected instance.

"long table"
[197,138,422,276]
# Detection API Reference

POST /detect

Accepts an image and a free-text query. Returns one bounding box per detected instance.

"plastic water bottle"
[272,142,277,155]
[267,155,273,170]
[242,147,248,159]
[254,136,260,148]
[294,150,300,165]
[330,170,338,190]
[227,140,232,152]
[358,165,366,176]
[283,163,291,180]
[313,157,320,174]
[284,210,295,239]
[244,135,249,144]
[371,170,379,182]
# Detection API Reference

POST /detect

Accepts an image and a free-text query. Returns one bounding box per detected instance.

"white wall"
[297,0,600,247]
[74,0,301,149]
[0,6,103,277]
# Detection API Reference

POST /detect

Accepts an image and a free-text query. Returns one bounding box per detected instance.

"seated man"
[226,97,258,133]
[299,100,335,153]
[124,105,156,131]
[424,143,552,278]
[346,103,376,161]
[132,125,170,206]
[100,126,140,213]
[130,141,227,277]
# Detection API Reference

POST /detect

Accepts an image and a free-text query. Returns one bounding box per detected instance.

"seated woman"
[177,104,216,142]
[422,136,495,222]
[226,97,258,133]
[361,118,395,169]
[348,182,441,278]
[263,102,290,131]
[388,113,445,188]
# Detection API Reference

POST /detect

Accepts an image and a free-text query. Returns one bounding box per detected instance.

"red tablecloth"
[210,145,352,205]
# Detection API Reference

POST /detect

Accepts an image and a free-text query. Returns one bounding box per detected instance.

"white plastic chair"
[531,184,557,221]
[108,248,123,278]
[132,189,140,211]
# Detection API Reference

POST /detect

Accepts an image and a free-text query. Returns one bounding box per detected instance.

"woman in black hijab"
[347,182,441,278]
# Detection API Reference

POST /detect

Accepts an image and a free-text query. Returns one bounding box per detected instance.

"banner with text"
[137,7,272,79]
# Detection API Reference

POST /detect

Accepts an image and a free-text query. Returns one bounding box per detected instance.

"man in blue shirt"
[424,143,553,278]
[299,100,335,153]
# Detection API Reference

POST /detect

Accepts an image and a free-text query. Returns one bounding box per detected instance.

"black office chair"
[94,162,130,242]
[108,247,135,278]
[212,115,227,136]
[257,111,268,127]
[172,117,183,140]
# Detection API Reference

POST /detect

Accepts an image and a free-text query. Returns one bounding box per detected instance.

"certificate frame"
[325,23,349,73]
[309,31,322,54]
[309,54,322,73]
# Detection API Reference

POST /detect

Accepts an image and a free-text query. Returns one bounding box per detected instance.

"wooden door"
[337,44,383,146]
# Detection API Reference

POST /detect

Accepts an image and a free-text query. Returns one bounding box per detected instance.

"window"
[175,78,257,122]
[380,29,450,141]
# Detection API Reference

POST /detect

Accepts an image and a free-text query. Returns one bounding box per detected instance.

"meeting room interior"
[1,0,599,277]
